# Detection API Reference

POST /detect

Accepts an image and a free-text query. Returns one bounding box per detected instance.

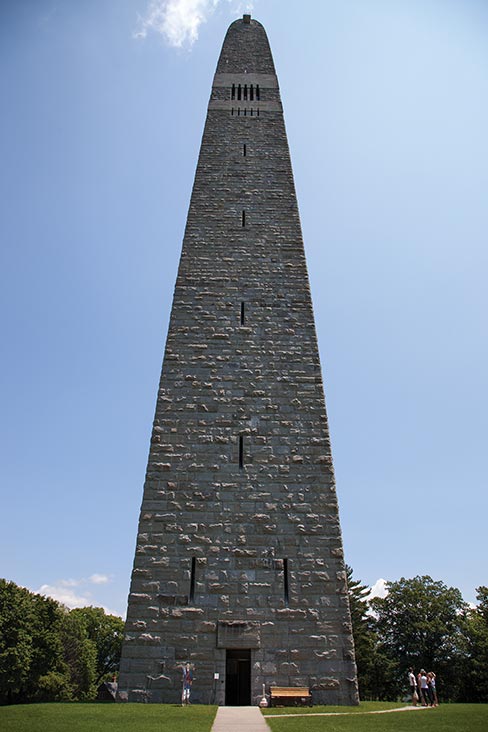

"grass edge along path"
[262,701,407,716]
[262,703,488,732]
[0,702,218,732]
[264,704,427,718]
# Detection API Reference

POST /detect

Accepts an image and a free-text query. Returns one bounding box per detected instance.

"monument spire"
[118,15,359,706]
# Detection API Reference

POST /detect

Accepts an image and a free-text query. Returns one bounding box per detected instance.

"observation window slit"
[189,557,196,603]
[239,436,244,468]
[283,558,290,606]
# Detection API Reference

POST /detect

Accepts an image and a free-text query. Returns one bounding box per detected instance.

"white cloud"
[35,574,122,616]
[58,578,82,587]
[88,573,110,585]
[134,0,217,46]
[367,578,388,600]
[37,583,92,609]
[134,0,255,48]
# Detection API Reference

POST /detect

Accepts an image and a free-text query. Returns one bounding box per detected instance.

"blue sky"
[1,0,487,616]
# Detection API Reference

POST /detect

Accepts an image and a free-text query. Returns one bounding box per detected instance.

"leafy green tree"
[0,580,71,704]
[476,586,488,623]
[0,580,35,704]
[29,594,65,693]
[59,611,97,701]
[0,579,124,704]
[36,671,73,702]
[459,586,488,702]
[346,567,397,700]
[70,607,124,685]
[370,575,467,700]
[346,566,371,694]
[346,566,370,639]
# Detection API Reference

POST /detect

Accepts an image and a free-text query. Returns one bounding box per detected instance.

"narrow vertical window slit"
[239,436,244,468]
[231,84,235,100]
[240,301,245,325]
[243,143,247,157]
[283,558,289,606]
[242,210,246,227]
[189,557,196,603]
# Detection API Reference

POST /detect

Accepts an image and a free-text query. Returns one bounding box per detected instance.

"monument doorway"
[225,649,251,705]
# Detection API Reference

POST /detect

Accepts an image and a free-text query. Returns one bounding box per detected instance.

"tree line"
[0,579,124,705]
[2,573,487,705]
[347,567,488,703]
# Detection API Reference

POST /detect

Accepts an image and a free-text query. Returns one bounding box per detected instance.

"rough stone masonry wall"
[118,17,359,706]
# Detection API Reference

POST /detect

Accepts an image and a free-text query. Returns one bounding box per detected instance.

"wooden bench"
[270,686,312,707]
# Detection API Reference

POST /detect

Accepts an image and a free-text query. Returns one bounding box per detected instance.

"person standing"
[182,663,193,706]
[428,671,438,706]
[408,667,418,706]
[419,669,430,706]
[416,671,423,705]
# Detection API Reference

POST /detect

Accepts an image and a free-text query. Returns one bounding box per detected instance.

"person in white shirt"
[419,669,430,706]
[408,667,418,706]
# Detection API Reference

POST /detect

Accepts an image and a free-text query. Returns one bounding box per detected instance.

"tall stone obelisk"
[118,15,358,706]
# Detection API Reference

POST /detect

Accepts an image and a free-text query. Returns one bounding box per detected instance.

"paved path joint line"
[264,705,434,718]
[211,704,434,729]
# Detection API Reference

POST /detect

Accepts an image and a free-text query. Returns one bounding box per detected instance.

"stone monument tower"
[118,15,358,706]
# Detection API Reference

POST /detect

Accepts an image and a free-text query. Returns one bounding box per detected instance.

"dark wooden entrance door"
[225,649,251,705]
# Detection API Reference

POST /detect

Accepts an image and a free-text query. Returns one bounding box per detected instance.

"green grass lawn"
[263,701,406,715]
[2,702,487,732]
[262,703,488,732]
[0,703,218,732]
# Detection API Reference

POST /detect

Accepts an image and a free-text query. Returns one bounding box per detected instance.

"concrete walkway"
[210,704,432,731]
[210,706,432,732]
[211,706,271,732]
